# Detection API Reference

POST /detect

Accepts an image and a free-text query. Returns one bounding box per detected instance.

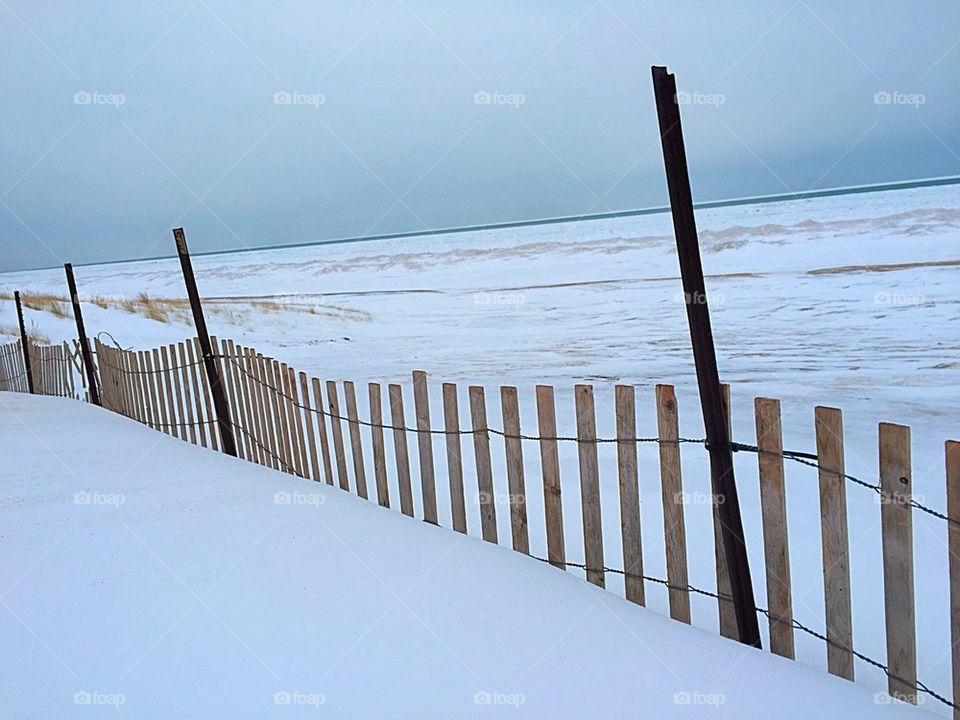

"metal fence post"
[172,228,237,457]
[64,263,101,406]
[14,291,35,394]
[651,65,761,648]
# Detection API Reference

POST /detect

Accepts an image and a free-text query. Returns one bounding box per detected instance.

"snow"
[0,393,937,718]
[0,182,957,714]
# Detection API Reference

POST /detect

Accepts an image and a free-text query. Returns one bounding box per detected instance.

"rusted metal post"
[651,65,761,648]
[14,291,35,394]
[172,228,237,457]
[64,263,101,406]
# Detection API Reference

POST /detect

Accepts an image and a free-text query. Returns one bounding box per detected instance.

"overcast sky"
[1,1,957,271]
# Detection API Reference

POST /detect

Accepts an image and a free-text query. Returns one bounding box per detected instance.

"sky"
[0,0,958,272]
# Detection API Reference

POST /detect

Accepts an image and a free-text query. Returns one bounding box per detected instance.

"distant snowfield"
[0,394,936,718]
[1,184,958,714]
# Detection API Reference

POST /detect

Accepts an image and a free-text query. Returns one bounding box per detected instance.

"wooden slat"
[142,350,161,431]
[442,383,467,534]
[246,349,268,465]
[500,386,529,554]
[267,358,295,475]
[714,383,737,638]
[151,348,170,435]
[326,380,350,490]
[161,346,180,437]
[389,383,415,517]
[575,385,604,588]
[412,371,438,524]
[656,384,691,623]
[169,344,188,441]
[257,354,279,469]
[947,440,960,720]
[194,338,219,451]
[755,397,794,658]
[312,377,334,484]
[536,384,565,569]
[278,363,299,475]
[470,385,497,543]
[879,422,916,703]
[615,385,643,605]
[299,372,321,480]
[237,347,261,462]
[343,380,368,499]
[224,340,251,460]
[185,342,208,447]
[288,365,310,477]
[176,344,198,444]
[368,383,390,507]
[815,405,854,680]
[128,350,144,423]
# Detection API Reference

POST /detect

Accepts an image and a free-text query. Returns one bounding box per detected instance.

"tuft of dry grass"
[89,295,110,309]
[118,292,172,323]
[0,322,50,344]
[19,292,70,319]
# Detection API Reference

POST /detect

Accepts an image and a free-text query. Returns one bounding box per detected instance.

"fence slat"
[326,380,350,490]
[169,344,188,441]
[288,366,310,478]
[500,386,529,554]
[442,383,467,534]
[312,378,334,484]
[142,350,160,431]
[947,440,960,720]
[299,372,320,481]
[185,343,207,447]
[470,385,497,544]
[714,384,737,638]
[223,340,249,459]
[615,385,643,605]
[413,371,438,525]
[389,383,415,517]
[194,338,219,452]
[879,422,916,703]
[278,363,299,475]
[656,384,691,623]
[815,405,854,681]
[267,360,290,473]
[343,380,368,499]
[253,353,282,470]
[755,397,794,658]
[176,343,198,444]
[369,383,390,507]
[242,348,265,463]
[575,385,604,588]
[536,385,565,569]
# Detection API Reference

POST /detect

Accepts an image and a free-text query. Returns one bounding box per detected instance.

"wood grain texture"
[412,371,438,524]
[536,385,565,569]
[326,380,350,490]
[389,383,415,517]
[656,384,690,623]
[442,383,467,533]
[615,385,643,605]
[470,385,498,543]
[343,380,368,499]
[368,383,390,507]
[575,385,604,588]
[500,386,529,554]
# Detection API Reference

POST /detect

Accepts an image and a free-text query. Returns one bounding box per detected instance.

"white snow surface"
[1,183,958,714]
[0,393,937,718]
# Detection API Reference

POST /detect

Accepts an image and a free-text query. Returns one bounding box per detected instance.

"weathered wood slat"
[536,385,565,569]
[389,383,415,517]
[299,371,321,480]
[169,344,188,442]
[815,405,854,680]
[500,386,529,554]
[470,385,497,543]
[879,422,916,703]
[326,380,350,490]
[343,380,368,499]
[575,384,604,588]
[714,384,737,639]
[312,377,334,484]
[368,383,390,507]
[288,365,310,478]
[194,338,219,451]
[185,342,208,447]
[413,371,438,525]
[442,383,467,534]
[755,397,794,658]
[615,385,643,605]
[656,384,691,623]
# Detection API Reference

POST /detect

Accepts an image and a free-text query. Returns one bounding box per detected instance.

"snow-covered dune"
[0,393,935,718]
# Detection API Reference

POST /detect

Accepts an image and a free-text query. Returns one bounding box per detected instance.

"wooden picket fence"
[1,334,958,714]
[0,338,84,398]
